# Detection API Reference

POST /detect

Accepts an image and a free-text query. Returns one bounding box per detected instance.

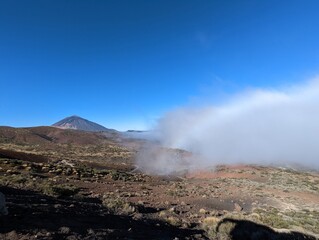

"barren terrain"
[0,127,318,239]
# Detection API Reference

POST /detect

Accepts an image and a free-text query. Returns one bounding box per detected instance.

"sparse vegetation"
[102,196,136,214]
[0,126,318,239]
[42,183,80,198]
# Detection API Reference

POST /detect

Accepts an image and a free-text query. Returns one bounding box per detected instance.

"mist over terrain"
[137,78,319,174]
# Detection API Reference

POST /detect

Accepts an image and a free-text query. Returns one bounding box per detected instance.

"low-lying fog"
[137,78,319,174]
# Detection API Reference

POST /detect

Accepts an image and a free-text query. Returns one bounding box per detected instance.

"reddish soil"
[0,127,318,239]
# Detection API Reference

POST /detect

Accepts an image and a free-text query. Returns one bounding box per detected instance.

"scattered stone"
[234,202,243,212]
[169,207,177,213]
[6,231,19,239]
[199,208,208,214]
[194,234,203,238]
[132,213,143,220]
[65,235,78,240]
[59,226,71,234]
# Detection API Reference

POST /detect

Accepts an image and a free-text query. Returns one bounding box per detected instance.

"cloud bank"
[137,78,319,174]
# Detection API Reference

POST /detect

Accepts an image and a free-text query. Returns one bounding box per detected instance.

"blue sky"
[1,0,319,130]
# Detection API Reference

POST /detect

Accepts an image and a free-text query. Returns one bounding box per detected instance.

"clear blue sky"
[1,0,319,130]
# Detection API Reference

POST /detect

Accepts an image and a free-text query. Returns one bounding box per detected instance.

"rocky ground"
[0,127,318,239]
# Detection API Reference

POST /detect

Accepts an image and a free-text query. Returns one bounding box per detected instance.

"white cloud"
[137,77,319,174]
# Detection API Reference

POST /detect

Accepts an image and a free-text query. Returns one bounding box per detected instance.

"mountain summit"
[52,115,112,132]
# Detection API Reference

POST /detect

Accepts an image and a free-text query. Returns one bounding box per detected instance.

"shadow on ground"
[0,186,207,240]
[217,218,317,240]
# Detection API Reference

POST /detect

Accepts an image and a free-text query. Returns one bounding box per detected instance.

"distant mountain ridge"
[52,115,114,132]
